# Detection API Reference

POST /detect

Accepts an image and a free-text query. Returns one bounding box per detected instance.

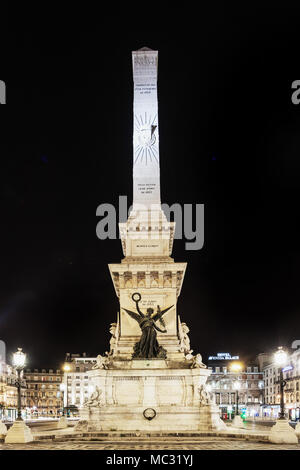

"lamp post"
[233,380,241,417]
[63,364,71,417]
[5,348,33,443]
[269,347,298,444]
[56,363,70,429]
[59,384,65,416]
[13,348,26,421]
[230,362,244,428]
[57,383,67,429]
[274,347,288,420]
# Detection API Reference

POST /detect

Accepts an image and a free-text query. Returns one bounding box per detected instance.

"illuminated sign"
[208,353,240,361]
[282,365,293,372]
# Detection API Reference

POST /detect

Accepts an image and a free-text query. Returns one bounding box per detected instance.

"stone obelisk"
[109,47,186,360]
[132,47,161,208]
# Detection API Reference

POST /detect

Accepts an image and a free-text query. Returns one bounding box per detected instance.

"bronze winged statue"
[122,293,174,359]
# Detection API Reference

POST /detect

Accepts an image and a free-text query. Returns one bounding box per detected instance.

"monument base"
[56,416,68,429]
[76,404,224,432]
[75,359,226,433]
[0,420,8,438]
[5,420,33,443]
[269,419,298,444]
[232,415,244,429]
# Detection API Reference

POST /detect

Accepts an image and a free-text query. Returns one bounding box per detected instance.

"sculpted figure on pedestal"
[83,386,103,408]
[123,292,174,359]
[198,385,211,405]
[108,321,119,356]
[190,353,207,369]
[178,320,192,354]
[92,354,110,370]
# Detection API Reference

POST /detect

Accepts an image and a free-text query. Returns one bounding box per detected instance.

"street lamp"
[229,362,244,429]
[56,383,68,429]
[233,380,241,417]
[12,348,26,421]
[4,348,33,443]
[230,362,243,418]
[59,383,65,416]
[63,363,71,417]
[230,362,243,373]
[269,346,298,444]
[274,346,288,420]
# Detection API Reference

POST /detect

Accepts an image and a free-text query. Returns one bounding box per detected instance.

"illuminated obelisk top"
[132,47,160,209]
[118,48,175,259]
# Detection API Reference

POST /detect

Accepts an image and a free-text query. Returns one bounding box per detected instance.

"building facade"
[62,353,97,412]
[0,360,26,421]
[259,347,300,420]
[206,353,264,419]
[24,368,63,417]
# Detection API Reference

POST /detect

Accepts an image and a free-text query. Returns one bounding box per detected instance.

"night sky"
[1,6,300,369]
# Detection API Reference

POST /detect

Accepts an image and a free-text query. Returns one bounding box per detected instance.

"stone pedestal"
[269,419,298,444]
[232,415,244,429]
[0,420,8,438]
[57,416,68,429]
[75,360,224,432]
[5,420,33,443]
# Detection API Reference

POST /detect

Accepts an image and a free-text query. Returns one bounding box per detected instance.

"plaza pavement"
[1,438,300,450]
[1,419,300,450]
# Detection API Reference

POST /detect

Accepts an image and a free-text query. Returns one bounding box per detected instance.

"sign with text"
[208,353,240,360]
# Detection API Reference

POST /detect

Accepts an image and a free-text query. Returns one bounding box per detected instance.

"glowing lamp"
[230,362,243,373]
[13,348,26,370]
[274,347,288,367]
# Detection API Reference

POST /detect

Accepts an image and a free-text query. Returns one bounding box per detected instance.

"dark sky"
[1,6,300,368]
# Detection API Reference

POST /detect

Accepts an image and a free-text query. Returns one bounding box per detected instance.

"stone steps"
[34,430,270,443]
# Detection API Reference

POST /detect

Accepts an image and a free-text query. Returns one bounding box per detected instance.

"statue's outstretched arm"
[122,308,141,323]
[134,302,145,318]
[154,323,167,333]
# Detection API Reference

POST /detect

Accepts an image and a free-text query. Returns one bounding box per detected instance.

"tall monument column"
[109,47,186,360]
[75,48,226,434]
[132,47,160,208]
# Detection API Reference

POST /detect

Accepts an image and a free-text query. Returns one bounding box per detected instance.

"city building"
[206,353,264,420]
[258,347,300,420]
[0,359,26,421]
[24,369,63,418]
[62,353,97,412]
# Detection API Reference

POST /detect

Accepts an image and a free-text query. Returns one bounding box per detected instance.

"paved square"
[1,438,300,450]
